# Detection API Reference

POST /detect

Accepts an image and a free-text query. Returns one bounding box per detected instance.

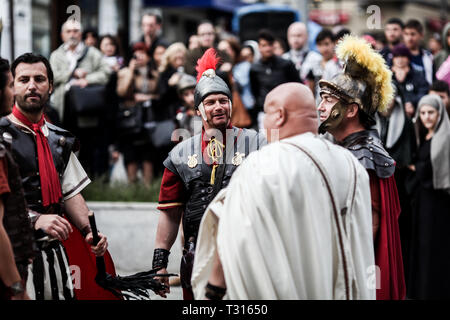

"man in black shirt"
[249,29,301,129]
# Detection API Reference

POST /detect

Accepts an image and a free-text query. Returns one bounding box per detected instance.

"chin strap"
[197,102,208,121]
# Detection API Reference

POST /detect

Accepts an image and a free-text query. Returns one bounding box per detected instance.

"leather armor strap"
[283,141,351,300]
[205,282,226,300]
[152,248,170,269]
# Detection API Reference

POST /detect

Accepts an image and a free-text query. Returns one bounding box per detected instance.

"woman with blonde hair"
[156,42,187,120]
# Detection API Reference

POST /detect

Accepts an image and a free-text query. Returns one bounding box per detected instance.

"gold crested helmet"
[318,35,394,133]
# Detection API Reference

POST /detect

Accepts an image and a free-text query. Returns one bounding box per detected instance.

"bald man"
[282,22,322,82]
[191,83,375,300]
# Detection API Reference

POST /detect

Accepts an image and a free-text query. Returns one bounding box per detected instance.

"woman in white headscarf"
[408,94,450,299]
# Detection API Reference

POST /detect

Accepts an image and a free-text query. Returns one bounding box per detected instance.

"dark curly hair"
[11,53,54,85]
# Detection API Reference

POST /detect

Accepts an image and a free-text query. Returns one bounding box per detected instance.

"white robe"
[191,132,375,300]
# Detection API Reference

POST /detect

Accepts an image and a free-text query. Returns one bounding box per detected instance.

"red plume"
[195,48,220,82]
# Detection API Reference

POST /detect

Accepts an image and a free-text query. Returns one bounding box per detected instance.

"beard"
[15,92,48,114]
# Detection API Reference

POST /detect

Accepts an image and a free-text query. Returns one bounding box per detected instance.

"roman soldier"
[153,48,266,299]
[317,35,406,300]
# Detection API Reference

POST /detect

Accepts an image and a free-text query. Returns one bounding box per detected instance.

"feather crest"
[195,48,220,82]
[336,34,394,112]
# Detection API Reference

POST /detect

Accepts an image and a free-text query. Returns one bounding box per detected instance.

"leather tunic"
[339,129,395,179]
[164,127,265,243]
[0,118,78,214]
[0,133,36,277]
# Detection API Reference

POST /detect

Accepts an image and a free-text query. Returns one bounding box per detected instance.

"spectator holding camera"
[116,42,159,186]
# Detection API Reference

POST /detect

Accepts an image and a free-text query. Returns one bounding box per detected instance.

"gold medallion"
[187,154,198,168]
[232,152,244,166]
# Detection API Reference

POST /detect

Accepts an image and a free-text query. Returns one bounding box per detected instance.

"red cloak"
[62,221,121,300]
[374,175,406,300]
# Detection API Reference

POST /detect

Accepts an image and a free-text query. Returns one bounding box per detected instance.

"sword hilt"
[88,211,107,279]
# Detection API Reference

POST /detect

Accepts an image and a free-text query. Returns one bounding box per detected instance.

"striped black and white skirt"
[26,240,74,300]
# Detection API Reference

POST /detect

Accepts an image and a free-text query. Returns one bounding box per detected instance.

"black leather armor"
[339,129,395,179]
[0,118,78,214]
[164,127,265,244]
[0,132,36,278]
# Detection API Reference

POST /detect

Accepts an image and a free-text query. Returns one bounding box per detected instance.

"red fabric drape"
[62,221,120,300]
[12,106,62,206]
[375,175,406,300]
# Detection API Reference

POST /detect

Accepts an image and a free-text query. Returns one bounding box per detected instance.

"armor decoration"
[164,127,264,245]
[339,129,395,179]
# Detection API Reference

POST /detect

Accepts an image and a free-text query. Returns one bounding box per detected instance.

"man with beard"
[152,48,266,300]
[317,35,405,300]
[0,53,114,300]
[380,18,404,66]
[0,58,36,300]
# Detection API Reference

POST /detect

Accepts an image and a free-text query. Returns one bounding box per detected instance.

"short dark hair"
[0,58,10,91]
[11,53,54,85]
[335,28,351,42]
[316,29,334,44]
[404,19,423,34]
[99,34,121,56]
[386,18,404,29]
[82,29,98,41]
[258,29,275,44]
[430,80,450,95]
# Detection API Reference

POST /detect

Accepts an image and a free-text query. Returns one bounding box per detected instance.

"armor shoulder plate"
[46,122,79,152]
[165,134,201,179]
[345,130,395,178]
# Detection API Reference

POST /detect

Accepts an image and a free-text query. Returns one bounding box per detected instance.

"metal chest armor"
[0,118,77,213]
[0,131,36,277]
[340,129,395,179]
[164,127,265,243]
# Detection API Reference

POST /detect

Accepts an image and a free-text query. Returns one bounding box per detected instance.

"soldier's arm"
[154,206,183,251]
[64,193,108,257]
[0,199,22,289]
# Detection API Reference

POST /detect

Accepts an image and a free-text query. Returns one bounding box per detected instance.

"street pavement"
[88,201,183,300]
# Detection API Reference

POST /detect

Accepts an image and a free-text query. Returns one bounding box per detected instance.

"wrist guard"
[205,282,226,300]
[152,248,170,269]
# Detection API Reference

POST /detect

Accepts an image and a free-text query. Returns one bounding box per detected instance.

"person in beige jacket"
[49,19,111,178]
[49,19,111,122]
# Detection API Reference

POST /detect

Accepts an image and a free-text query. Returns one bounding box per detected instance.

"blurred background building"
[0,0,448,61]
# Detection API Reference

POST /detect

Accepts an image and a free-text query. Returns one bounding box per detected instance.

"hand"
[405,102,415,118]
[134,93,152,102]
[35,214,73,241]
[154,268,170,298]
[73,68,88,79]
[168,72,182,87]
[408,164,416,172]
[129,59,137,71]
[72,78,89,88]
[85,232,108,256]
[112,64,121,72]
[11,291,30,300]
[219,62,232,73]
